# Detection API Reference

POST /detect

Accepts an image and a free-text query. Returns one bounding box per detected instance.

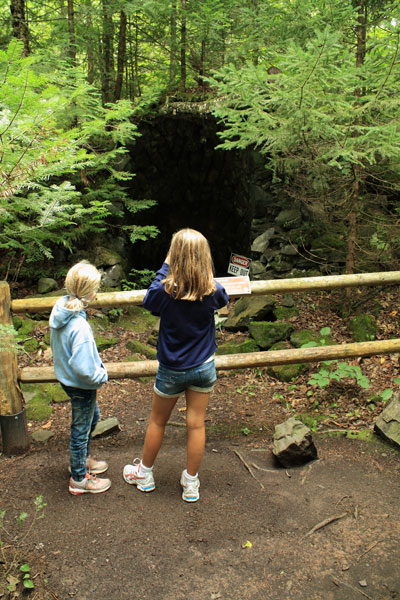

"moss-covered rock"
[126,339,157,359]
[267,362,308,382]
[16,317,37,337]
[348,313,377,342]
[115,306,159,333]
[223,296,275,332]
[273,306,299,320]
[23,338,39,353]
[216,339,259,355]
[25,396,53,421]
[90,313,111,332]
[147,328,159,347]
[22,382,69,404]
[311,231,346,251]
[248,321,294,349]
[290,329,333,348]
[12,315,23,330]
[94,334,119,351]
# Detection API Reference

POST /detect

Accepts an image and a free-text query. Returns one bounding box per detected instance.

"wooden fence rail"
[10,270,400,314]
[2,270,400,455]
[18,339,400,383]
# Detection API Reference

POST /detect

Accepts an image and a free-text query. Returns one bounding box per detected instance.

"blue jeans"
[61,384,100,482]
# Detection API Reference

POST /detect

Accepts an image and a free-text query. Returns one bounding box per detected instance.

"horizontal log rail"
[18,339,400,383]
[11,270,400,314]
[3,271,400,455]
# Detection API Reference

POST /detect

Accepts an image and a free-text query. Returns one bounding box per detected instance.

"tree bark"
[113,10,127,102]
[10,0,30,56]
[101,0,114,104]
[67,0,76,63]
[169,1,177,87]
[0,282,24,414]
[346,0,367,274]
[179,0,187,91]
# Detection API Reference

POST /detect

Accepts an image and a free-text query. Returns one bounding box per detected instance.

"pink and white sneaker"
[69,473,111,495]
[122,458,155,492]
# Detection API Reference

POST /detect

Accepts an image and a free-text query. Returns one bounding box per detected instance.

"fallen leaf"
[242,540,252,549]
[42,420,53,429]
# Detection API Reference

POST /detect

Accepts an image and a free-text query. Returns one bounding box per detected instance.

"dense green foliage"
[1,0,399,277]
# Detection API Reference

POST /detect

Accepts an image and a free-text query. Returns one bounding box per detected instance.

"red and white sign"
[228,253,252,277]
[216,276,251,296]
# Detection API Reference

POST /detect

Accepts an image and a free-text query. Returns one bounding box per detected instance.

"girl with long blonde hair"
[123,229,229,502]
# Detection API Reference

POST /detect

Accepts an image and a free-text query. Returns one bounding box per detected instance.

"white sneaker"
[180,471,200,502]
[68,456,108,476]
[69,473,111,495]
[86,456,108,475]
[123,458,155,492]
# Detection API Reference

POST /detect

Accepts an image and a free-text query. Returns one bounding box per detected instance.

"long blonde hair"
[64,262,101,311]
[163,229,216,301]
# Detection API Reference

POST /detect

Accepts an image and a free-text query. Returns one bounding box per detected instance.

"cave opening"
[125,114,257,277]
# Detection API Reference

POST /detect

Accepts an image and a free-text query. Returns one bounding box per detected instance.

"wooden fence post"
[0,281,29,455]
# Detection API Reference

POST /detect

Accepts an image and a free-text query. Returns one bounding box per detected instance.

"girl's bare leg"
[141,392,178,467]
[185,389,210,476]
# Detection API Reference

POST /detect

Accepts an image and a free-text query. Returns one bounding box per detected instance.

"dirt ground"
[1,288,400,599]
[1,382,400,600]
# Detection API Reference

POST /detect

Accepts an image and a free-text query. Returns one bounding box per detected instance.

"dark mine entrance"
[125,114,255,277]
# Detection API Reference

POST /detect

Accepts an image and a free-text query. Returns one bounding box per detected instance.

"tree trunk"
[67,0,76,63]
[101,0,114,104]
[169,1,177,88]
[179,0,187,91]
[10,0,30,56]
[113,10,127,102]
[0,282,24,415]
[85,4,95,84]
[346,0,367,274]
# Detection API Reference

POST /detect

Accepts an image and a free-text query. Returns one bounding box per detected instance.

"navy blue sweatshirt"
[143,263,229,370]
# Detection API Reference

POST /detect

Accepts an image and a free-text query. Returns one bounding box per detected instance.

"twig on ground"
[304,512,347,538]
[232,449,265,490]
[331,576,376,600]
[357,539,384,562]
[166,421,186,428]
[251,462,279,474]
[301,464,313,485]
[335,495,352,507]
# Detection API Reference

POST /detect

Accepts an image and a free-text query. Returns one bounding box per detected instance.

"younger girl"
[50,262,110,495]
[123,229,229,502]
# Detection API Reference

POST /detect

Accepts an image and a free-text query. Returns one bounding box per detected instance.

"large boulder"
[273,417,318,467]
[38,278,58,294]
[374,395,400,448]
[248,321,294,349]
[251,228,275,254]
[223,296,275,331]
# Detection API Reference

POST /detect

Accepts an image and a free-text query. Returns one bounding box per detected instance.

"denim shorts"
[154,359,217,398]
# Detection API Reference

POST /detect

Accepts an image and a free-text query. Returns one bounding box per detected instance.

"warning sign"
[227,253,252,277]
[215,276,251,296]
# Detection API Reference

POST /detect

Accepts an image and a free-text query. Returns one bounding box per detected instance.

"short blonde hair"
[64,262,101,311]
[163,229,216,301]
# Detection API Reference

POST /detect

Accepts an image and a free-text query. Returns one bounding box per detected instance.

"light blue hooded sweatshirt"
[49,296,108,389]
